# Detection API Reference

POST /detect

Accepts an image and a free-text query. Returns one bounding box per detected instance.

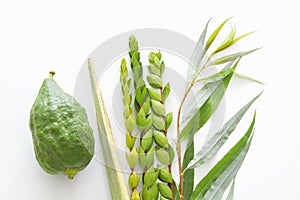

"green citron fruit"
[29,71,94,179]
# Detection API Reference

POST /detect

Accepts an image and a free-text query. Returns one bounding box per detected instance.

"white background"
[1,0,300,199]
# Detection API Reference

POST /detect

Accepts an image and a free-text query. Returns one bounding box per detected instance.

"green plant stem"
[176,85,191,200]
[177,66,207,200]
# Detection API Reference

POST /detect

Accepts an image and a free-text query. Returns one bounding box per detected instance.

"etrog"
[29,72,94,179]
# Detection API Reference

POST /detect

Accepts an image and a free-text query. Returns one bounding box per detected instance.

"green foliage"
[185,92,262,170]
[180,18,261,200]
[190,113,255,200]
[114,18,262,200]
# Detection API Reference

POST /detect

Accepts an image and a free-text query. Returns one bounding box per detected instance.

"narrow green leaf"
[162,83,171,100]
[180,59,240,141]
[139,147,146,169]
[205,17,232,51]
[160,61,166,76]
[234,72,264,85]
[173,180,180,200]
[212,48,261,65]
[165,112,173,130]
[196,67,233,84]
[182,137,195,200]
[212,27,236,54]
[204,133,254,200]
[88,59,129,200]
[168,144,175,163]
[156,51,162,60]
[182,78,219,124]
[226,179,235,200]
[187,18,211,83]
[232,31,256,45]
[183,60,236,124]
[186,92,261,170]
[190,112,256,200]
[182,60,240,200]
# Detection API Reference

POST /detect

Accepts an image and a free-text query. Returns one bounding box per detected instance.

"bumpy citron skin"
[29,74,94,179]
